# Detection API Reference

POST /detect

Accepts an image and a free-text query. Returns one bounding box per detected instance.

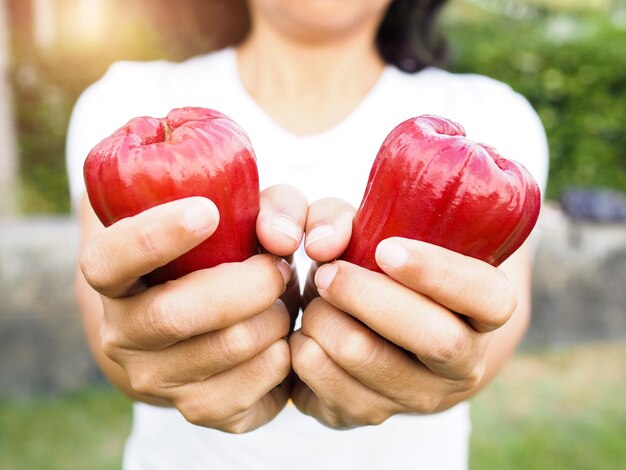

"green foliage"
[14,57,77,213]
[11,1,182,213]
[443,3,626,199]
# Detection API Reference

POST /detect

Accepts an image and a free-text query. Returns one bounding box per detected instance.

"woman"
[66,0,548,468]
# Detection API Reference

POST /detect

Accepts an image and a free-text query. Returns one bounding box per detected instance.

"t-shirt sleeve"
[65,60,170,211]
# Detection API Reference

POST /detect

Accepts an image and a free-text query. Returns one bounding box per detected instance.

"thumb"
[257,184,308,256]
[305,197,356,263]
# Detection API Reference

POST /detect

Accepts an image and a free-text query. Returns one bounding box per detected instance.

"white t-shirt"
[66,48,548,470]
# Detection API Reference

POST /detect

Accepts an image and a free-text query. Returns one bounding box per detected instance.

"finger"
[302,298,482,407]
[375,238,517,332]
[257,184,308,256]
[302,261,321,309]
[243,379,292,432]
[279,260,302,330]
[170,339,291,433]
[102,254,290,350]
[313,261,489,379]
[127,301,291,388]
[304,198,356,262]
[81,197,219,298]
[290,330,399,428]
[291,377,346,429]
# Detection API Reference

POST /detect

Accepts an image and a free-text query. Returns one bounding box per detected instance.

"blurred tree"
[445,2,626,199]
[7,0,251,213]
[0,0,18,216]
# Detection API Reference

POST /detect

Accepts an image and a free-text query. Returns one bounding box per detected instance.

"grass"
[1,343,625,469]
[470,342,626,470]
[0,388,131,470]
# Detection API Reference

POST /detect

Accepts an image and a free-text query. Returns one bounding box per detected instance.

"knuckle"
[272,303,292,338]
[79,243,108,291]
[99,319,123,360]
[253,260,283,309]
[129,368,162,396]
[262,300,291,336]
[421,397,441,414]
[328,418,349,430]
[221,323,258,363]
[363,409,391,427]
[321,409,349,429]
[144,293,190,343]
[270,340,292,378]
[337,328,380,370]
[176,400,208,428]
[323,401,390,429]
[485,272,518,329]
[134,224,164,265]
[290,349,307,377]
[411,395,440,414]
[182,344,289,430]
[219,419,253,435]
[428,328,465,366]
[461,362,485,391]
[194,392,255,427]
[305,296,327,312]
[300,298,325,330]
[174,394,239,429]
[259,340,291,383]
[499,279,518,323]
[348,405,391,427]
[229,394,258,418]
[292,337,324,378]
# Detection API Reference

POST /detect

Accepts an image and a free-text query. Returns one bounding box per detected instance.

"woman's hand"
[290,198,528,429]
[77,185,307,433]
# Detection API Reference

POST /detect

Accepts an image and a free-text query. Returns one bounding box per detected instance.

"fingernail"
[315,263,338,291]
[270,214,301,243]
[184,199,219,232]
[376,239,407,269]
[275,257,292,285]
[305,224,335,248]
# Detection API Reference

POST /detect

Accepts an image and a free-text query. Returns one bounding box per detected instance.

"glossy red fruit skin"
[340,114,541,272]
[84,107,260,284]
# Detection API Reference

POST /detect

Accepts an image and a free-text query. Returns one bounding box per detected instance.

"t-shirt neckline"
[223,47,396,143]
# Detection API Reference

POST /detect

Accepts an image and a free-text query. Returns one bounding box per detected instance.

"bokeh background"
[1,0,625,468]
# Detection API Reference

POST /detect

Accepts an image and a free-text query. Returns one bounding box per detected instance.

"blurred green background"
[5,0,626,213]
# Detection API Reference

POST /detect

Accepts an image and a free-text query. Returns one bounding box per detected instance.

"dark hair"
[377,0,450,73]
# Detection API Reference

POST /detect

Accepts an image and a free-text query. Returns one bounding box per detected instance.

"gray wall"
[529,205,626,348]
[1,204,625,395]
[0,217,103,395]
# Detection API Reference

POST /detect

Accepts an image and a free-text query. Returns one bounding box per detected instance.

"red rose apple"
[340,114,541,271]
[84,106,260,284]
